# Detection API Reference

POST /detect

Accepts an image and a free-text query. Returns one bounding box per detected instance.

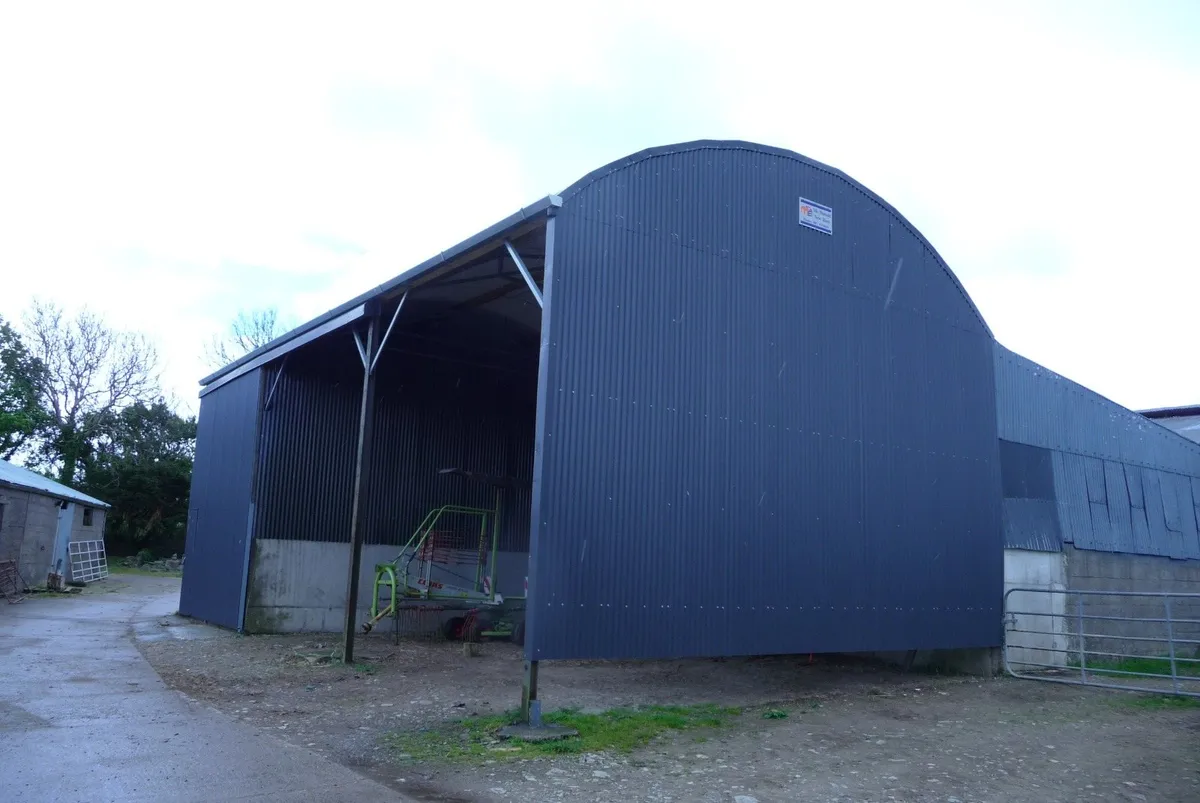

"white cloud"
[639,1,1200,409]
[0,1,1196,413]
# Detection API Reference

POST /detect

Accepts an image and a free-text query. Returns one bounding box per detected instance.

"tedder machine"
[362,468,526,645]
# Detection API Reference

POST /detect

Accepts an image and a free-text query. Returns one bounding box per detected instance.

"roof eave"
[198,195,562,390]
[0,478,111,509]
[1139,405,1200,419]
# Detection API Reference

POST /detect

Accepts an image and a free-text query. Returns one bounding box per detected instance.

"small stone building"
[0,459,109,588]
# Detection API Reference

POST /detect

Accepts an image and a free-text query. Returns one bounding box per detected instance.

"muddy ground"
[136,594,1200,802]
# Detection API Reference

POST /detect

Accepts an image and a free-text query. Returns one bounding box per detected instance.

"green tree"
[80,401,197,556]
[0,315,50,459]
[22,300,160,484]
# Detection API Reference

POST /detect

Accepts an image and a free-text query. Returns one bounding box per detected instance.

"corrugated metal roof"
[558,140,994,339]
[1147,414,1200,445]
[995,345,1200,473]
[1140,404,1200,419]
[996,344,1200,559]
[0,459,109,508]
[200,139,998,397]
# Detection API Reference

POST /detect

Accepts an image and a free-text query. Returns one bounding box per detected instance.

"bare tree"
[22,300,161,484]
[204,308,291,369]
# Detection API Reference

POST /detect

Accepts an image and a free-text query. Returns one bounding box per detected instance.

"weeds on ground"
[385,703,741,764]
[1122,694,1200,710]
[1073,656,1200,679]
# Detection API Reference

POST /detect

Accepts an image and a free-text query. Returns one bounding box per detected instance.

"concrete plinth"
[497,724,578,742]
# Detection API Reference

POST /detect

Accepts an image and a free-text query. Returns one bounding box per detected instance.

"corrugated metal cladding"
[995,344,1200,559]
[528,142,1004,661]
[998,440,1061,551]
[179,368,263,629]
[254,331,535,554]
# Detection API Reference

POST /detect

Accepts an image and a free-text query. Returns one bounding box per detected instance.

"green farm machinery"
[362,468,525,643]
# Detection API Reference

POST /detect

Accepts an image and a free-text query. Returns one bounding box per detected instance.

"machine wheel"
[464,614,493,643]
[442,617,465,641]
[510,620,525,647]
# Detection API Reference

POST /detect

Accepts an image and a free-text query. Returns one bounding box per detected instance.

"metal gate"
[1003,587,1200,697]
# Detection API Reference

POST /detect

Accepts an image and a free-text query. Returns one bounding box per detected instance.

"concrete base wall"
[1062,545,1200,659]
[866,648,1003,676]
[1003,548,1068,669]
[244,538,529,633]
[243,539,1200,667]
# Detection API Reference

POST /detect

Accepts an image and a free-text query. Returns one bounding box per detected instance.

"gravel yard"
[137,594,1200,803]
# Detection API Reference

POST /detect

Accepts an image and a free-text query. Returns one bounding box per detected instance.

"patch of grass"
[385,703,741,764]
[353,662,376,676]
[1124,694,1200,710]
[1074,656,1200,679]
[109,565,183,578]
[762,709,788,719]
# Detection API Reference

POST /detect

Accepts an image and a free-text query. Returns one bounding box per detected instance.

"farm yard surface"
[133,580,1200,803]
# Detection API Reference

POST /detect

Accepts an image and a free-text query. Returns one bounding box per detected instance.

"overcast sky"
[1,1,1197,415]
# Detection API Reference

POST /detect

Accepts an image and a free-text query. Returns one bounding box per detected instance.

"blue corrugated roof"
[0,459,109,508]
[995,344,1200,559]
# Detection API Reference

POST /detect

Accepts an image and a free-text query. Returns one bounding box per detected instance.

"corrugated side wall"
[529,143,1004,660]
[995,344,1200,560]
[255,348,535,553]
[179,369,263,629]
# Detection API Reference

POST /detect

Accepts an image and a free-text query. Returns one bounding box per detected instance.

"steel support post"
[342,308,381,664]
[521,659,539,724]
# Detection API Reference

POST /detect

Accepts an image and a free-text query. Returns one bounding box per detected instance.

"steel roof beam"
[504,240,543,309]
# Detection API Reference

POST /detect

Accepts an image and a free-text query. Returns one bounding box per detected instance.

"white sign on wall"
[799,197,833,235]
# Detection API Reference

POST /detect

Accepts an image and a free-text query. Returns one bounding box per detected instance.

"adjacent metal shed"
[181,140,1007,665]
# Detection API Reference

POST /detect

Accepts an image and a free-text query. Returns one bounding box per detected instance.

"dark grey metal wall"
[998,440,1062,552]
[179,368,263,629]
[254,331,536,552]
[995,344,1200,559]
[527,142,1004,661]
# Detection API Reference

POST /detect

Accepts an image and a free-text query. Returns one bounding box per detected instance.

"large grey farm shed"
[181,140,1200,667]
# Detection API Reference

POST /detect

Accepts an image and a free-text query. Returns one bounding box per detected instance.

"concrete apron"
[0,579,411,803]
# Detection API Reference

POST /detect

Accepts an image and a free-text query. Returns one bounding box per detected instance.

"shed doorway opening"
[246,226,547,646]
